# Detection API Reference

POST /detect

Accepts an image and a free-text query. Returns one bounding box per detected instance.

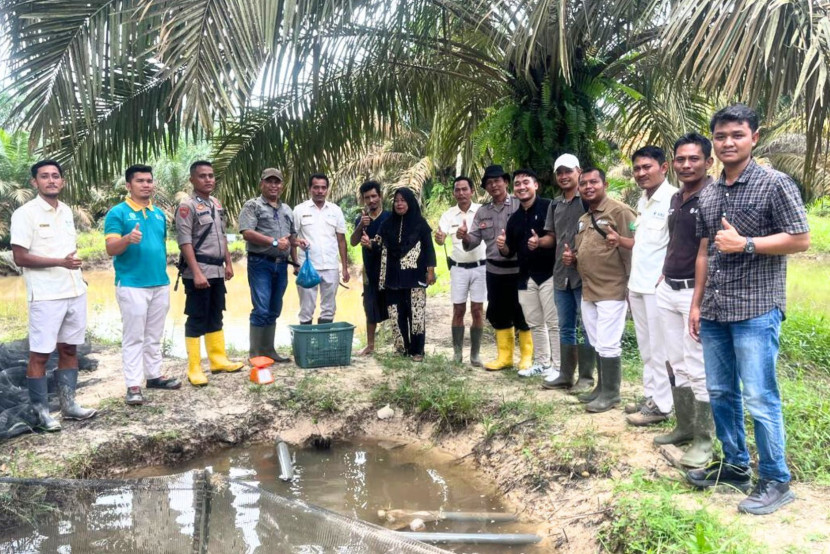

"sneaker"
[518,363,551,377]
[624,396,650,414]
[542,366,559,379]
[686,460,752,493]
[738,479,795,515]
[625,398,670,426]
[146,376,182,390]
[125,387,146,406]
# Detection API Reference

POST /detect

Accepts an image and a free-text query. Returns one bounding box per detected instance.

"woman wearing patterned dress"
[363,188,436,361]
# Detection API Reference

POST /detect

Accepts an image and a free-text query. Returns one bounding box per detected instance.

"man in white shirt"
[435,176,487,365]
[292,173,350,324]
[616,146,679,425]
[10,160,97,432]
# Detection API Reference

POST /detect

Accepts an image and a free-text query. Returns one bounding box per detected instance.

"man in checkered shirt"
[686,104,810,516]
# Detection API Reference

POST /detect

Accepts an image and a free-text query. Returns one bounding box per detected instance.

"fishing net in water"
[0,340,98,441]
[0,472,450,553]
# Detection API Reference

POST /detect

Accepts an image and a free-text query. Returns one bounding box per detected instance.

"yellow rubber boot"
[205,330,244,373]
[517,330,534,370]
[186,336,208,386]
[485,328,515,371]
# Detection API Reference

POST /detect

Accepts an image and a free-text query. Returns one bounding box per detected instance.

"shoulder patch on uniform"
[178,205,190,219]
[212,197,222,208]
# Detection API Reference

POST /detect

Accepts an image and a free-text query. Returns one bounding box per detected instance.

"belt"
[248,251,288,263]
[486,258,519,269]
[448,258,486,269]
[665,277,695,290]
[194,254,224,266]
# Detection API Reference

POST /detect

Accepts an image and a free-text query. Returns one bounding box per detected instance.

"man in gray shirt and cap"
[239,168,297,363]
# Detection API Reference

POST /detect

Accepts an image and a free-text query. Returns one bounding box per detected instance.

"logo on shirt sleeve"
[178,205,191,219]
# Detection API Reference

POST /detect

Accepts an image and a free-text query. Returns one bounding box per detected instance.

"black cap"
[481,165,511,188]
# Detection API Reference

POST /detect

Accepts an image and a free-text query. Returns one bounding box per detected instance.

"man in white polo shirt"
[292,173,350,324]
[11,160,97,432]
[620,146,679,426]
[435,176,487,365]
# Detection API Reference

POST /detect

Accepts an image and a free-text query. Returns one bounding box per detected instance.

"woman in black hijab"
[362,187,436,360]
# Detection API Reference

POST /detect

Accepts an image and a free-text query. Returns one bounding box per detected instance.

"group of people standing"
[10,103,809,517]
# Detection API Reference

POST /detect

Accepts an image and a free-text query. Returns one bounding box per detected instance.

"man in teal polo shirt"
[105,165,181,405]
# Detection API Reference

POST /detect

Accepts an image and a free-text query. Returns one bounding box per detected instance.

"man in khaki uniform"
[176,160,243,386]
[566,167,636,413]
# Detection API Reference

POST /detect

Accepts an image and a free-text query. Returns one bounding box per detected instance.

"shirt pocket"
[37,225,55,239]
[197,211,213,226]
[730,203,762,238]
[646,216,668,231]
[479,218,495,241]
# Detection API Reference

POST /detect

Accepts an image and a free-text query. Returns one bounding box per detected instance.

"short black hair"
[513,168,538,181]
[710,103,760,133]
[631,146,666,166]
[453,176,473,190]
[125,164,153,183]
[308,173,330,188]
[579,167,606,182]
[359,180,382,196]
[673,133,712,158]
[31,160,63,178]
[189,160,212,174]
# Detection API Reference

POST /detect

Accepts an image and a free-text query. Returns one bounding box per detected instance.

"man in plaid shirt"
[686,104,810,515]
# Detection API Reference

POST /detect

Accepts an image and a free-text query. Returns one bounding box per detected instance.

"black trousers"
[183,277,226,337]
[485,271,528,331]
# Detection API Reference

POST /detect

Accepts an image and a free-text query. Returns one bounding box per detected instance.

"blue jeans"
[554,286,590,346]
[700,308,790,482]
[247,256,288,327]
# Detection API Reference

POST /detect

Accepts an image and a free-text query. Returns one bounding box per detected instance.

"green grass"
[599,473,760,553]
[779,307,830,371]
[806,214,830,254]
[779,368,830,484]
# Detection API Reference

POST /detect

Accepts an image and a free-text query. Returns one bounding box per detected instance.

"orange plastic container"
[249,356,275,385]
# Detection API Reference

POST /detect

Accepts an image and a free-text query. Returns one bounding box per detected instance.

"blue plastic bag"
[296,256,321,288]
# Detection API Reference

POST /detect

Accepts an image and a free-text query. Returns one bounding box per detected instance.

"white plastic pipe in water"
[276,441,294,481]
[399,532,541,545]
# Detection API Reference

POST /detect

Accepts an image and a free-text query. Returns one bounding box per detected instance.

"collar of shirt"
[592,195,611,214]
[717,158,759,187]
[643,179,675,205]
[675,178,709,206]
[125,197,155,213]
[34,194,62,213]
[489,195,514,211]
[257,194,284,209]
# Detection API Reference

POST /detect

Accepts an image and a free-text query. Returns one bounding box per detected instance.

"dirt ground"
[2,294,829,553]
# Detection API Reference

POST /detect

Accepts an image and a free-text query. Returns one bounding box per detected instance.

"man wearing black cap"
[239,168,297,363]
[460,165,531,371]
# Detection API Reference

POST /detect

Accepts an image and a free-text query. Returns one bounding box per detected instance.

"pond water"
[125,439,544,554]
[0,261,367,357]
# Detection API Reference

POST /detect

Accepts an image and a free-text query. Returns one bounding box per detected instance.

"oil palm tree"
[1,0,828,208]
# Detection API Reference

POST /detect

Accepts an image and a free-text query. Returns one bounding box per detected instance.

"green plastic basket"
[289,322,355,369]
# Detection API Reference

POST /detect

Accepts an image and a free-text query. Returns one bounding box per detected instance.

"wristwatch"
[744,237,755,254]
[271,238,279,247]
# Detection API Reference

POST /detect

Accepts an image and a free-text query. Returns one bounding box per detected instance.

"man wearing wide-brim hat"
[459,165,532,371]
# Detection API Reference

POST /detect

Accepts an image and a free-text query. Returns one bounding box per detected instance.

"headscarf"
[378,187,431,258]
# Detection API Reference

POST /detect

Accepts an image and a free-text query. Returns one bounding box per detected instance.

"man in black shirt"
[653,133,714,468]
[497,169,559,377]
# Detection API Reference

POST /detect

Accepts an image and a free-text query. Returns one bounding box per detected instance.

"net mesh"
[0,473,450,553]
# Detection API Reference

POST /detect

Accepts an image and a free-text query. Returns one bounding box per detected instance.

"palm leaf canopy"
[0,0,829,208]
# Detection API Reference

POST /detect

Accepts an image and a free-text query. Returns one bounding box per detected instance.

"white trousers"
[656,281,708,401]
[581,300,627,358]
[116,285,170,387]
[298,268,340,322]
[518,277,560,367]
[629,291,672,412]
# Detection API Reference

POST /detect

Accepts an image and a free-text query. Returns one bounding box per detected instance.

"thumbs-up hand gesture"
[63,250,82,270]
[128,223,142,244]
[496,229,506,250]
[527,229,539,251]
[360,229,371,248]
[456,218,468,240]
[714,217,744,254]
[605,226,620,248]
[434,227,447,245]
[360,209,371,228]
[562,243,575,266]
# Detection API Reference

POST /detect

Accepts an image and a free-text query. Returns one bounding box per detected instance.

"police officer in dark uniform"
[176,160,243,386]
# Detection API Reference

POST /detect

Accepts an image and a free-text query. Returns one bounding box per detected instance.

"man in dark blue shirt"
[350,180,391,355]
[497,169,559,377]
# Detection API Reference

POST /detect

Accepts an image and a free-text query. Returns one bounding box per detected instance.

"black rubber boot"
[263,323,291,363]
[469,327,483,367]
[542,343,577,389]
[577,351,602,404]
[56,369,97,420]
[249,323,264,359]
[586,356,621,413]
[681,399,715,468]
[27,376,61,432]
[451,326,464,363]
[569,344,597,396]
[318,318,333,324]
[654,386,694,446]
